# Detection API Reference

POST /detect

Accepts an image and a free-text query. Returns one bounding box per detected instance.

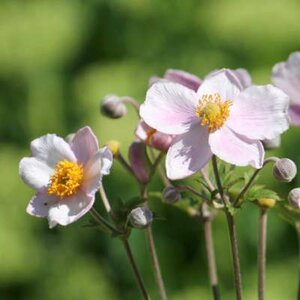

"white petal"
[19,157,53,190]
[100,147,113,175]
[209,126,264,168]
[227,85,289,140]
[140,81,198,135]
[31,134,76,167]
[48,190,94,227]
[166,125,212,180]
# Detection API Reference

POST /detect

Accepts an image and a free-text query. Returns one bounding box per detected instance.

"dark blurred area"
[1,0,300,299]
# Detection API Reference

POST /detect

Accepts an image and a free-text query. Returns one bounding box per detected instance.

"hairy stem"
[258,208,268,300]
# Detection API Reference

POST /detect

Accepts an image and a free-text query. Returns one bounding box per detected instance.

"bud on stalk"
[129,207,153,229]
[162,186,181,204]
[100,94,127,119]
[272,158,297,182]
[288,188,300,209]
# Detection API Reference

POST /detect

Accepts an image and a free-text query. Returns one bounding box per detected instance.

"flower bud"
[100,94,127,119]
[288,188,300,209]
[105,140,121,157]
[257,198,276,209]
[128,142,151,184]
[272,158,297,182]
[129,207,153,229]
[162,186,181,204]
[262,135,281,150]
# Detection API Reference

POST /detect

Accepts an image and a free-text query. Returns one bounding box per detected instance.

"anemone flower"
[140,69,289,180]
[272,51,300,125]
[19,126,112,228]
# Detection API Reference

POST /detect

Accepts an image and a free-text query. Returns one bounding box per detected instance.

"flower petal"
[209,126,264,168]
[26,191,58,218]
[70,126,99,165]
[19,157,53,190]
[197,69,242,102]
[272,52,300,104]
[140,81,198,135]
[166,125,212,180]
[289,104,300,125]
[100,147,113,175]
[30,134,76,167]
[227,85,289,140]
[164,69,202,91]
[48,190,94,228]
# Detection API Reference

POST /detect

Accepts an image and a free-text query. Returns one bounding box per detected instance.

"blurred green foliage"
[1,0,300,299]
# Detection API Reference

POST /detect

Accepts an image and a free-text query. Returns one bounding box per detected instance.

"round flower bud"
[162,186,181,204]
[129,207,153,229]
[272,158,297,182]
[257,198,276,209]
[262,135,281,150]
[105,140,121,157]
[100,94,127,119]
[288,188,300,209]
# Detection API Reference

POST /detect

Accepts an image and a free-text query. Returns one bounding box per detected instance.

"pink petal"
[289,104,300,125]
[99,147,113,175]
[26,191,58,218]
[166,125,212,180]
[209,126,264,168]
[19,157,53,190]
[30,134,76,167]
[272,52,300,104]
[70,127,99,165]
[140,81,198,135]
[197,69,242,102]
[135,120,151,141]
[48,190,94,228]
[164,69,202,91]
[227,85,289,140]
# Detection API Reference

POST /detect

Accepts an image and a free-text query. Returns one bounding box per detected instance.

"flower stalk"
[296,223,300,300]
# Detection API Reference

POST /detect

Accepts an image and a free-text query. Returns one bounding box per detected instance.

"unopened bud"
[128,142,151,184]
[262,136,281,150]
[257,198,276,209]
[288,188,300,209]
[105,140,121,157]
[162,186,181,204]
[129,207,153,229]
[100,94,127,119]
[272,158,297,182]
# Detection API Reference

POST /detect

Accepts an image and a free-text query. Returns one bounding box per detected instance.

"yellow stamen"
[48,160,83,197]
[195,93,232,132]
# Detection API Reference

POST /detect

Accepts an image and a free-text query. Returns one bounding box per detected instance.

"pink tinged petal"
[164,69,202,91]
[150,131,174,152]
[166,125,212,180]
[209,126,264,168]
[233,68,252,89]
[48,190,95,228]
[227,85,289,140]
[19,157,53,190]
[272,52,300,104]
[100,147,113,175]
[289,104,300,125]
[197,69,242,103]
[135,120,151,141]
[30,134,76,167]
[149,76,162,87]
[140,82,198,135]
[26,191,58,218]
[70,126,99,165]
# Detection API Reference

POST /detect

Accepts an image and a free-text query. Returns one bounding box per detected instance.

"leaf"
[244,185,281,202]
[276,203,300,226]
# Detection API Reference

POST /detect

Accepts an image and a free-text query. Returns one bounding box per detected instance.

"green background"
[1,0,300,299]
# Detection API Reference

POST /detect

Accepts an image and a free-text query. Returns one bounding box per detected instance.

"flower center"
[195,93,232,132]
[48,160,83,197]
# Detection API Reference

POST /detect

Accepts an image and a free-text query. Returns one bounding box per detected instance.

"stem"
[117,153,135,177]
[176,185,210,201]
[200,168,215,192]
[234,157,279,206]
[149,148,170,187]
[122,239,150,300]
[211,155,243,300]
[296,223,300,300]
[203,216,220,300]
[121,96,140,115]
[99,184,116,221]
[258,208,268,300]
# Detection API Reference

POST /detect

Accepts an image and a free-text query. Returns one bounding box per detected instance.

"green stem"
[211,156,243,300]
[296,223,300,300]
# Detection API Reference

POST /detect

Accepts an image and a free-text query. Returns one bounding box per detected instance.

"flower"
[19,126,113,228]
[140,69,289,180]
[272,51,300,125]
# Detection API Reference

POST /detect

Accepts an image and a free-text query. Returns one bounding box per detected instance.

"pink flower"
[135,120,174,152]
[140,69,289,180]
[19,127,113,228]
[272,52,300,125]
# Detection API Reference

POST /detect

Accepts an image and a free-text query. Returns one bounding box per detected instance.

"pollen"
[195,93,232,132]
[48,160,83,197]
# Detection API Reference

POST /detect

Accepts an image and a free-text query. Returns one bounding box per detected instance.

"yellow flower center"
[195,93,232,132]
[48,160,83,197]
